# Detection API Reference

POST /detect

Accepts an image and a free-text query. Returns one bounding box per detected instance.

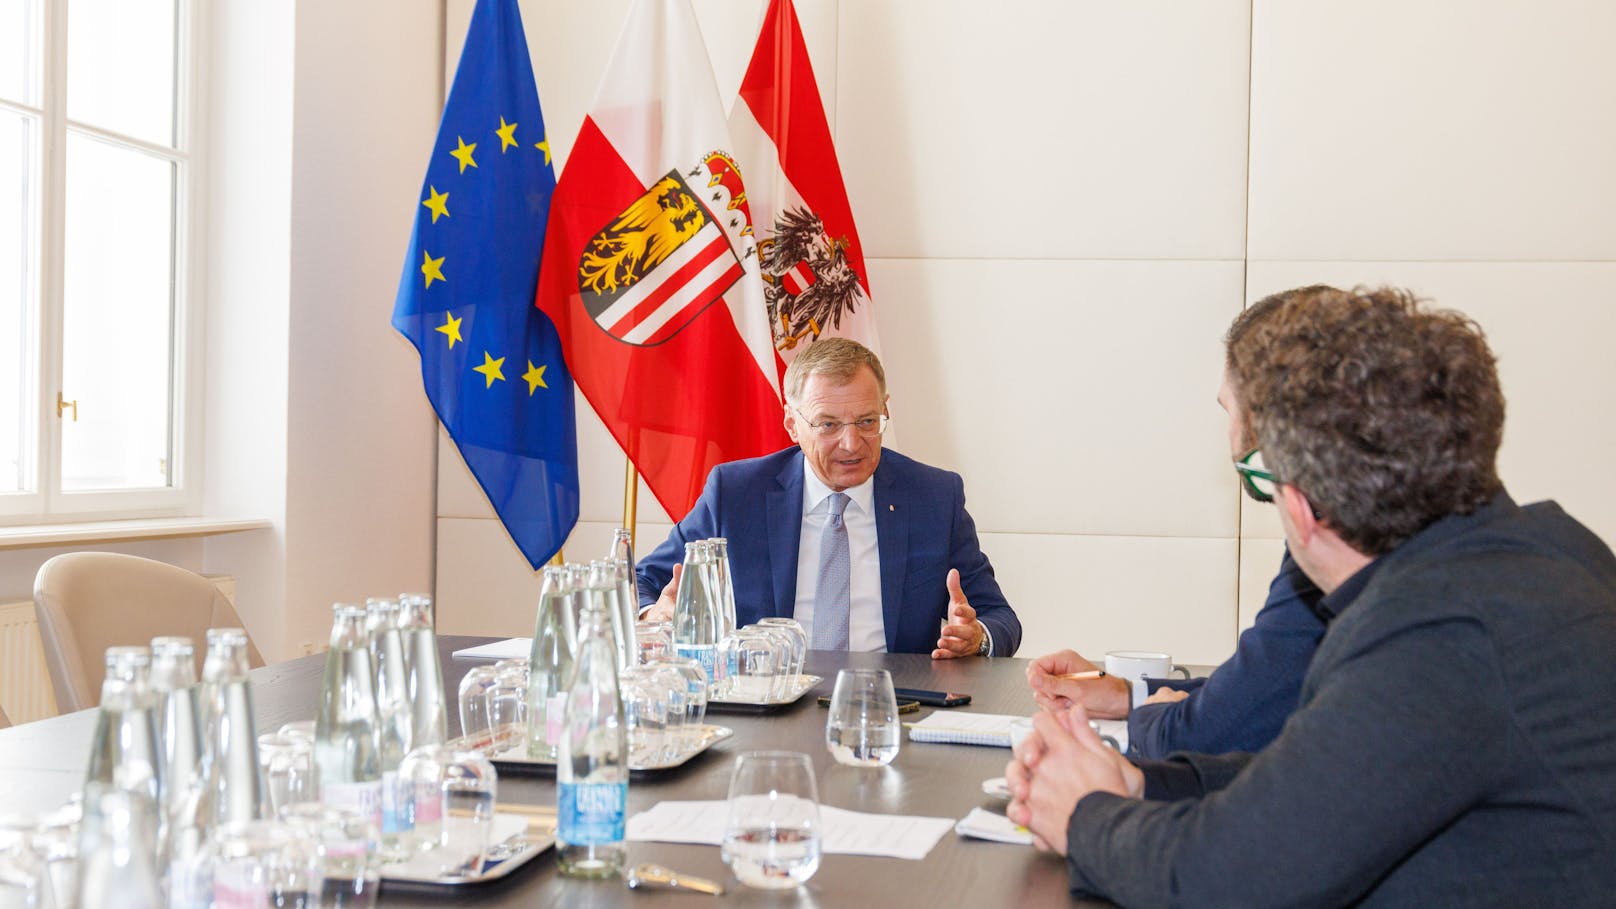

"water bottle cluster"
[70,626,266,907]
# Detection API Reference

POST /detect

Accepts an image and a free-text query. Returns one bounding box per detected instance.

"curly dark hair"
[1228,286,1505,555]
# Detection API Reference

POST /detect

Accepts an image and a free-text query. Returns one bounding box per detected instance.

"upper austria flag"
[730,0,881,369]
[537,0,790,520]
[391,0,579,569]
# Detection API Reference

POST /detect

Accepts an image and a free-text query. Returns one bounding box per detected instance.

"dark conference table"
[0,635,1109,906]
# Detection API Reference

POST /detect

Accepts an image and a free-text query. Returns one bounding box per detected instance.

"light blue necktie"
[811,492,851,651]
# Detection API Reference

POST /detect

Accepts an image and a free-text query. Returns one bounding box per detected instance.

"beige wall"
[433,0,1616,666]
[10,2,1607,675]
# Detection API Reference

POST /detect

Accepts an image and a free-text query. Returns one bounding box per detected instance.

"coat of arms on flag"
[731,0,882,364]
[577,151,757,347]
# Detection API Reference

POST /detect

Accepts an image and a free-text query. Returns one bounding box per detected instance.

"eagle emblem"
[577,151,754,347]
[760,206,866,351]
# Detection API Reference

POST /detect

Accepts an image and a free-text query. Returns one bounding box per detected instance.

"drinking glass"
[485,667,528,751]
[0,821,50,909]
[398,746,498,873]
[645,662,689,761]
[825,668,900,767]
[721,751,821,890]
[717,628,787,702]
[279,720,316,744]
[257,729,316,817]
[278,803,380,909]
[757,618,807,680]
[652,658,708,752]
[210,818,313,908]
[634,621,672,664]
[750,624,801,699]
[618,665,672,767]
[456,666,499,743]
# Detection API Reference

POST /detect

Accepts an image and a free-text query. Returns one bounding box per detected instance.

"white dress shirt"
[792,462,885,652]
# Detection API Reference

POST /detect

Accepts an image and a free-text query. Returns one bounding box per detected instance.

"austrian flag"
[535,0,790,520]
[730,0,880,364]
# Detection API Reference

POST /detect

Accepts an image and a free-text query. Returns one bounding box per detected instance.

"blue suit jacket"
[636,447,1020,656]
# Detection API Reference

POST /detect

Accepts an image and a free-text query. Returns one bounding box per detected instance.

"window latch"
[56,392,78,422]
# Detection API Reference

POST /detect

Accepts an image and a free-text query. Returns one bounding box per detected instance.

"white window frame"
[1,0,206,525]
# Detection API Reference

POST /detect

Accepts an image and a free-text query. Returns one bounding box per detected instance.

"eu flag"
[391,0,577,568]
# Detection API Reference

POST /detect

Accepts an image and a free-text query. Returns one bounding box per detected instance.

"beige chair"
[33,552,266,713]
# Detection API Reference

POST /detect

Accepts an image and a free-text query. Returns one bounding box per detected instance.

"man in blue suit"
[637,338,1020,658]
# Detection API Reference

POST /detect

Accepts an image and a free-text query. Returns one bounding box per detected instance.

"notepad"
[907,712,1132,754]
[906,712,1020,746]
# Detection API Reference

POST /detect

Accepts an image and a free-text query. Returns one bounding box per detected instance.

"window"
[1,0,201,522]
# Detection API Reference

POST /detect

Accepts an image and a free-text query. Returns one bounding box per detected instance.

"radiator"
[0,599,58,724]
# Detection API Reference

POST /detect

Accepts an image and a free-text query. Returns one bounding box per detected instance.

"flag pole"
[622,460,639,550]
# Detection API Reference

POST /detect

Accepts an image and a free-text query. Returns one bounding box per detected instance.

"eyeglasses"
[1234,447,1278,503]
[793,408,889,440]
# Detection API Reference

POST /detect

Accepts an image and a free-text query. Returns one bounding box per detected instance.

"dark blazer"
[637,447,1020,656]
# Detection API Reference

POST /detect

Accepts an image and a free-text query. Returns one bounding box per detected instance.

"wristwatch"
[976,622,991,656]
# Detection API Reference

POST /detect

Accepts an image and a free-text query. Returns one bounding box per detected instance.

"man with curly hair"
[1009,286,1616,906]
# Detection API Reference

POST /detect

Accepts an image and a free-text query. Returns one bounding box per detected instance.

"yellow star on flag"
[496,117,519,153]
[450,136,478,173]
[534,136,551,165]
[522,360,549,394]
[421,250,446,288]
[473,351,506,388]
[421,186,450,223]
[434,312,463,348]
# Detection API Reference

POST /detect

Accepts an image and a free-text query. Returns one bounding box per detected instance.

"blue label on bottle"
[559,781,627,845]
[676,644,718,683]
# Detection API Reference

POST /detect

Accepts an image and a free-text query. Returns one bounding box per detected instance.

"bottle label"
[558,781,626,845]
[322,779,384,829]
[675,644,718,685]
[380,770,413,835]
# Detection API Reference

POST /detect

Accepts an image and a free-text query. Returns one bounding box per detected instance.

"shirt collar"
[1314,555,1383,623]
[802,458,875,516]
[1311,489,1518,623]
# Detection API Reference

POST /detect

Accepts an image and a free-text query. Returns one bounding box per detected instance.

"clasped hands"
[1006,703,1144,854]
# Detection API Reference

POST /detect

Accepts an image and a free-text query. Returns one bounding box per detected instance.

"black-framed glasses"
[1234,447,1278,504]
[793,408,889,440]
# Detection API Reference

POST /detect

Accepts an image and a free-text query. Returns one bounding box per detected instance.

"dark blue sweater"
[1127,551,1325,758]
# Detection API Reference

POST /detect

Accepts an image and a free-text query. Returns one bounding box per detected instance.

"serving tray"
[379,810,554,889]
[455,723,735,775]
[706,673,822,714]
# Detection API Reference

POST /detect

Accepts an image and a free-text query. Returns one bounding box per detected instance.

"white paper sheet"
[625,800,954,861]
[450,638,532,660]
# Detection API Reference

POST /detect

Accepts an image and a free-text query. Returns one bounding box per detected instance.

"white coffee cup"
[1104,650,1191,707]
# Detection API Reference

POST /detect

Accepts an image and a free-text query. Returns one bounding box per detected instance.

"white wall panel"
[869,257,1244,538]
[1237,537,1286,633]
[436,517,673,636]
[1248,262,1616,547]
[837,0,1251,260]
[1249,0,1616,261]
[985,532,1237,666]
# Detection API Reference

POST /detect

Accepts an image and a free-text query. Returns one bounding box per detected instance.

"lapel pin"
[889,504,895,511]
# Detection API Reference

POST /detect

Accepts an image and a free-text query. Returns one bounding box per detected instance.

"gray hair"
[782,337,886,404]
